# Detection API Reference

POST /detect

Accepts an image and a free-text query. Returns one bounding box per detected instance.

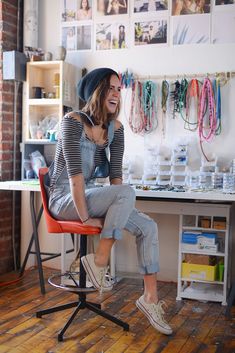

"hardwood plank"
[1,268,235,353]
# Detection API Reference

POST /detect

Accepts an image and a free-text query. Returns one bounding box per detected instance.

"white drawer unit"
[176,203,232,305]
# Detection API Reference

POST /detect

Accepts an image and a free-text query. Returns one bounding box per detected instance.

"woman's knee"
[116,185,136,206]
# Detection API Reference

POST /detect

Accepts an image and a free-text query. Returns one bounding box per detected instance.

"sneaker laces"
[153,300,169,325]
[99,266,113,294]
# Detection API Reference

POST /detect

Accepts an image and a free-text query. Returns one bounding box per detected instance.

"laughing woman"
[47,68,173,336]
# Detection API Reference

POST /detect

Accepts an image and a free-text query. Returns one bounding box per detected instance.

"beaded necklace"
[178,78,189,123]
[161,80,169,138]
[212,78,222,135]
[171,80,181,119]
[129,80,145,134]
[142,80,157,133]
[185,78,200,131]
[198,77,217,161]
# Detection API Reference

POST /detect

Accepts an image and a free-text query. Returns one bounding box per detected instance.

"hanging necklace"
[184,78,200,131]
[161,80,169,139]
[213,77,222,136]
[142,80,158,133]
[129,80,145,134]
[198,77,217,161]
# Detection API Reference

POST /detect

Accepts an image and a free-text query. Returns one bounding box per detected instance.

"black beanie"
[77,67,119,102]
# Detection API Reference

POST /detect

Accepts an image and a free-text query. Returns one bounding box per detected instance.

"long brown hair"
[82,73,120,126]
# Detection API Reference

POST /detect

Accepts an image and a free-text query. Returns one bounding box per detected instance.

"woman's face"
[81,0,88,8]
[104,75,121,114]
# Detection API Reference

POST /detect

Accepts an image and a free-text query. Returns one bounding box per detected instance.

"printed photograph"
[215,0,234,4]
[133,0,168,13]
[62,26,77,50]
[212,12,235,43]
[134,20,167,45]
[77,0,93,20]
[96,0,128,16]
[62,0,77,21]
[172,14,210,44]
[96,23,112,49]
[112,22,128,48]
[62,0,92,21]
[77,25,92,49]
[172,0,210,15]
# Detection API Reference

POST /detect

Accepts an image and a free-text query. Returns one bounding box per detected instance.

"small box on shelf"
[181,262,218,281]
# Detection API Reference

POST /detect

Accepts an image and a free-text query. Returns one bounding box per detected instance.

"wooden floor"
[0,268,235,353]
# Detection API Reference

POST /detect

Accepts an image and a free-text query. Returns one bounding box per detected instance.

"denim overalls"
[48,114,160,275]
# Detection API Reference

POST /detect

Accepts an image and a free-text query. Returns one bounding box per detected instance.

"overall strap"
[76,110,95,126]
[107,120,115,146]
[105,120,115,161]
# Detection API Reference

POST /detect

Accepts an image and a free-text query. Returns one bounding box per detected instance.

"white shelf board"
[28,98,60,106]
[179,282,224,303]
[181,250,225,256]
[182,226,226,232]
[179,291,223,302]
[181,277,223,285]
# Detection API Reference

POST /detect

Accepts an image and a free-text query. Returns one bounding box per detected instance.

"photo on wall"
[96,23,112,49]
[96,0,128,16]
[112,22,129,48]
[215,0,234,5]
[62,26,77,50]
[77,0,93,20]
[171,0,210,15]
[134,19,168,45]
[61,0,93,21]
[133,0,168,13]
[212,12,235,43]
[77,25,92,49]
[172,14,210,44]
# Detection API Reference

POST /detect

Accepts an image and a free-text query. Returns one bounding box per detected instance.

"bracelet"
[82,217,89,224]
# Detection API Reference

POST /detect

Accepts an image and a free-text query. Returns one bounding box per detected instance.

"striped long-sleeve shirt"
[49,115,124,190]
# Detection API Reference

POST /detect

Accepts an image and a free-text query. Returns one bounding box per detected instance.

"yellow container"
[181,262,218,281]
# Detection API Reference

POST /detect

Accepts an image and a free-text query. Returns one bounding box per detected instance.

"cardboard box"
[213,221,226,230]
[181,262,218,281]
[184,254,216,265]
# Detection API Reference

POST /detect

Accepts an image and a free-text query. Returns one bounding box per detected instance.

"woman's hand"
[84,217,104,228]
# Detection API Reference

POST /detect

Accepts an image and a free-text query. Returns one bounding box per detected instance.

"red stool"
[36,168,129,341]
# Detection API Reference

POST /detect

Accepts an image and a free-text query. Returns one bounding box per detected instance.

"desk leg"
[19,191,45,294]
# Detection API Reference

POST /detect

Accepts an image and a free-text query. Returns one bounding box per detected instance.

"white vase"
[24,0,39,48]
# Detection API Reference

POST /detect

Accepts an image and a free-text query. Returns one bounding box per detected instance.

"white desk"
[1,180,235,300]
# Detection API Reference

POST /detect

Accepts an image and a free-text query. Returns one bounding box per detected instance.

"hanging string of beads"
[185,78,200,131]
[170,80,181,119]
[212,77,222,135]
[178,78,189,123]
[161,80,169,138]
[142,80,158,133]
[129,80,145,134]
[198,77,217,161]
[129,80,158,135]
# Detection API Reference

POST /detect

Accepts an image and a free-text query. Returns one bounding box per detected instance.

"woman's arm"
[109,120,124,185]
[69,174,103,227]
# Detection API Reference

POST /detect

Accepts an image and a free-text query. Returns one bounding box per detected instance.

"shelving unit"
[21,60,78,179]
[177,204,231,305]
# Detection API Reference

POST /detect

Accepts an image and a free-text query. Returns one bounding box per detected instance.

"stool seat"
[36,167,129,341]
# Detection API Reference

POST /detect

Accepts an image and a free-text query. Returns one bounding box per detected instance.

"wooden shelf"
[28,98,61,106]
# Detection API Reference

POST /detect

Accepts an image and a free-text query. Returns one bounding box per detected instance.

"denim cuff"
[139,263,160,275]
[100,227,122,240]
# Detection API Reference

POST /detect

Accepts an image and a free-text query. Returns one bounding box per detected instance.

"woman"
[77,0,92,20]
[48,68,172,336]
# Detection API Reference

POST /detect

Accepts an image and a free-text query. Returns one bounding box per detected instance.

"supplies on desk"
[182,231,218,253]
